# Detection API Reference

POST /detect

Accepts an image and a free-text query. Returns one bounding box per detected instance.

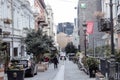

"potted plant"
[7,61,25,80]
[0,68,4,80]
[115,51,120,62]
[0,41,7,80]
[81,56,87,65]
[86,57,99,78]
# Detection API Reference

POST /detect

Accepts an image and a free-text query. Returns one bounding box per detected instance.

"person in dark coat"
[53,56,59,69]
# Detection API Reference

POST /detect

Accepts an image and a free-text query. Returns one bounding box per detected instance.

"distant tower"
[57,22,74,35]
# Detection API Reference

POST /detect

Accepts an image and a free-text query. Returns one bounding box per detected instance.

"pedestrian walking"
[53,56,59,69]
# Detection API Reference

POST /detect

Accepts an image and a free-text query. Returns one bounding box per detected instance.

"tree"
[24,29,54,62]
[87,48,93,56]
[65,42,77,54]
[101,45,111,58]
[0,40,8,70]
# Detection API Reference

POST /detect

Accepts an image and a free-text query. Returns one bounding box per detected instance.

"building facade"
[34,0,48,31]
[0,0,35,57]
[115,0,120,50]
[57,32,73,51]
[45,5,58,48]
[0,0,57,58]
[57,22,74,35]
[77,0,105,53]
[72,18,79,49]
[101,0,118,50]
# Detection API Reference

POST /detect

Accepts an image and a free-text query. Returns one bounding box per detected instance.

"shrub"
[86,57,99,68]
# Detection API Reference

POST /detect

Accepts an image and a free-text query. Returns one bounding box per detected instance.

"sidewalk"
[64,59,95,80]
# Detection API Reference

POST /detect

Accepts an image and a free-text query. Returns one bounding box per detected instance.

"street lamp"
[109,0,114,57]
[82,21,87,56]
[108,0,116,79]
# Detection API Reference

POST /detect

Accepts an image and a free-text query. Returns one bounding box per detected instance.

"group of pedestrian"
[43,53,68,69]
[43,56,59,69]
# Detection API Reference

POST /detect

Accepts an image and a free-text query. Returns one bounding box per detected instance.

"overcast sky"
[44,0,78,25]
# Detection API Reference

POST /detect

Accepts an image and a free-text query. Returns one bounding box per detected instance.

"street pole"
[93,36,95,57]
[109,1,116,79]
[82,21,87,57]
[109,0,114,56]
[84,30,86,57]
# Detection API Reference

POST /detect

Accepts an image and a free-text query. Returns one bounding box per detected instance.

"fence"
[100,59,120,80]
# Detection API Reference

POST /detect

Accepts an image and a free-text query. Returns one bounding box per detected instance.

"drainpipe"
[11,0,14,58]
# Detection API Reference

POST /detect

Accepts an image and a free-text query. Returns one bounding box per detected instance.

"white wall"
[0,0,35,57]
[101,0,117,19]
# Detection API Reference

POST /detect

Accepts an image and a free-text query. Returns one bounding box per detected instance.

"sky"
[44,0,78,25]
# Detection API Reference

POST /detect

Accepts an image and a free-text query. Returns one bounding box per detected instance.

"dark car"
[10,55,38,77]
[68,53,75,60]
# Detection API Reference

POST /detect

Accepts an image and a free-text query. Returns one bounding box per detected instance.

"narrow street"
[1,0,120,80]
[24,58,95,80]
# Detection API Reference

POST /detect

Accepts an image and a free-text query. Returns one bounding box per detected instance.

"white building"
[101,0,117,18]
[0,0,35,57]
[45,5,59,49]
[101,0,118,48]
[115,0,120,50]
[72,18,79,49]
[44,5,54,36]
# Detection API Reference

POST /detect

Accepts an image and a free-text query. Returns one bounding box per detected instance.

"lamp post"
[82,21,87,56]
[108,1,116,79]
[109,0,114,57]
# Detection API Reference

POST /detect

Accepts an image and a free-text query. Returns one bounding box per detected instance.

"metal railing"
[100,59,120,80]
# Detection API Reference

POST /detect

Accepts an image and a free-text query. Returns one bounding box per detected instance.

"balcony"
[4,18,12,24]
[98,18,111,32]
[2,31,10,35]
[41,23,48,26]
[37,16,46,23]
[2,31,11,38]
[37,16,48,27]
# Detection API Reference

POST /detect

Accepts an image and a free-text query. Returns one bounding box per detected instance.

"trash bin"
[7,70,25,80]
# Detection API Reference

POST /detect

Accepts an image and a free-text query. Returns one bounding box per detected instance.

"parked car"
[68,53,75,60]
[10,55,38,77]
